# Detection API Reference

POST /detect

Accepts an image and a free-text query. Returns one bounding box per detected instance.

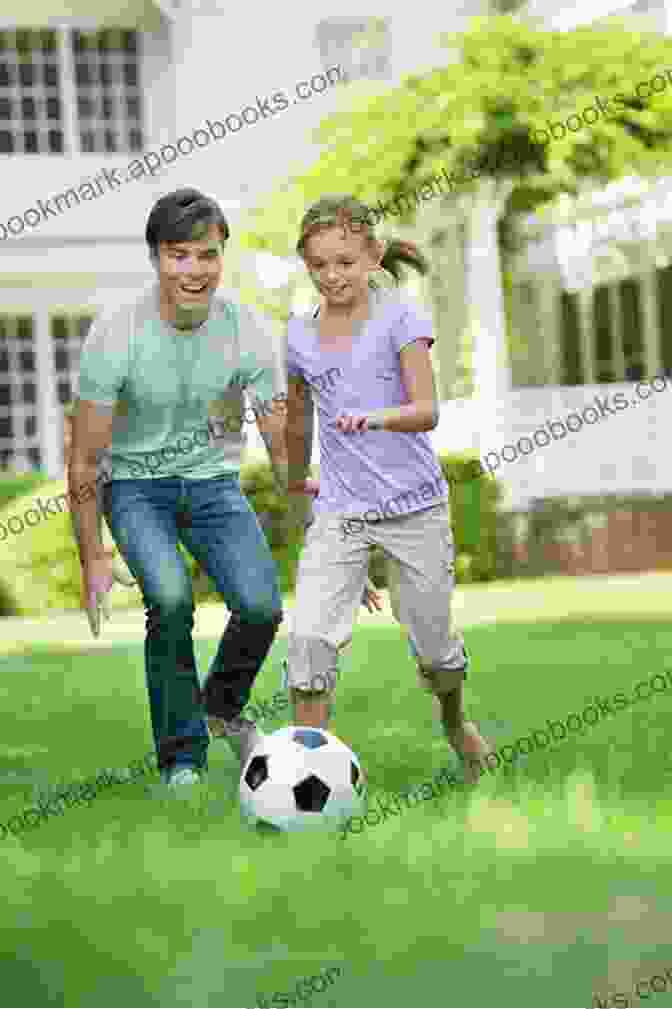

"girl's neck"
[316,287,375,351]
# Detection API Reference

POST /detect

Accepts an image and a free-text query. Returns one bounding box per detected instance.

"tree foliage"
[241,16,672,256]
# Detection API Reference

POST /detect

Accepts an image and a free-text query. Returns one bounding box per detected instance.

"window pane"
[51,314,94,412]
[656,265,672,375]
[73,30,143,153]
[23,130,38,153]
[0,30,63,155]
[21,95,36,119]
[0,314,40,472]
[618,278,645,380]
[560,291,582,385]
[593,285,614,382]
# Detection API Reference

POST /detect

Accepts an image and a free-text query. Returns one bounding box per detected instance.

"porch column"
[463,182,512,455]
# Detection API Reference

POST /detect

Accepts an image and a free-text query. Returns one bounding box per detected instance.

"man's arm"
[68,400,115,566]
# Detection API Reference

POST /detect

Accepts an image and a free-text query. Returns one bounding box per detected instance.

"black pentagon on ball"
[245,754,269,790]
[292,728,328,749]
[351,761,364,794]
[293,774,331,812]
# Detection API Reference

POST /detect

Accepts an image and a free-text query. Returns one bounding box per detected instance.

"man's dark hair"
[145,188,230,257]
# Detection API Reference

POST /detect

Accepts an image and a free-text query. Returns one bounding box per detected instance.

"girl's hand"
[361,579,383,613]
[334,413,371,435]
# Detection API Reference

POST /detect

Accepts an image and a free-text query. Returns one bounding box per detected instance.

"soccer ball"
[239,725,367,832]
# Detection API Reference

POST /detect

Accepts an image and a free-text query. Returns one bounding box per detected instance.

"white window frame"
[0,23,143,157]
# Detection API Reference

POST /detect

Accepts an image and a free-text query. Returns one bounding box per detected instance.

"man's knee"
[238,602,284,628]
[146,595,193,629]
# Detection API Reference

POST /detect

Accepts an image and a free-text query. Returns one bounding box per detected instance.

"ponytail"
[377,237,429,286]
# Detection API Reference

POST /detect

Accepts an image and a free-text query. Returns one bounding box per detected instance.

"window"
[560,291,582,385]
[593,284,614,382]
[656,265,672,375]
[0,29,62,155]
[315,17,391,83]
[0,27,142,156]
[73,29,143,154]
[618,278,645,380]
[0,315,40,470]
[557,274,660,385]
[51,313,93,407]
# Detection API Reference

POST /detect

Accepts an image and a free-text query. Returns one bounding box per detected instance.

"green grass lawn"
[1,614,672,1008]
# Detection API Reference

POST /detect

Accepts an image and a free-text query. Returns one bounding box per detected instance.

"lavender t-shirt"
[287,288,449,521]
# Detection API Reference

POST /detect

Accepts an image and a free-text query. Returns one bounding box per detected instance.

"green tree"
[241,16,672,404]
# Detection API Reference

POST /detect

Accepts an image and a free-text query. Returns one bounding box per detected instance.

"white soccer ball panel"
[239,725,367,832]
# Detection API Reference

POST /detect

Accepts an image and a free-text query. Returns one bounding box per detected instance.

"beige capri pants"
[284,502,468,698]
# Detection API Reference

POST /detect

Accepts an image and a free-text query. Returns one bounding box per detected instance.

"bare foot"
[447,721,495,784]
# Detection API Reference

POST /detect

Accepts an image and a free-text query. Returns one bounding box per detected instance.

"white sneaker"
[163,766,202,789]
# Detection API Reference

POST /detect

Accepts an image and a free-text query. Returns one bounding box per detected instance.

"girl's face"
[302,225,381,310]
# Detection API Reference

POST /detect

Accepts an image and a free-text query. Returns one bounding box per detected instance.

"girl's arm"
[335,341,439,434]
[286,376,315,490]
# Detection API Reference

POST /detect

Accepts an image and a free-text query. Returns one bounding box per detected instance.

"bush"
[0,465,306,617]
[0,455,502,617]
[367,452,503,588]
[187,461,304,602]
[0,479,138,617]
[441,452,502,583]
[0,470,49,513]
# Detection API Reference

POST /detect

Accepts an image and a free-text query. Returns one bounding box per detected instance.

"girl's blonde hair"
[296,194,429,286]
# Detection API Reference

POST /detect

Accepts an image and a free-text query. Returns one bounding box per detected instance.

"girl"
[284,194,491,782]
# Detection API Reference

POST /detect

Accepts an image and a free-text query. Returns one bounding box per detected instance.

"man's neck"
[158,293,210,332]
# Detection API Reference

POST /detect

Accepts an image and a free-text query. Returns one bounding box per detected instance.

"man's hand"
[81,550,116,638]
[111,557,137,588]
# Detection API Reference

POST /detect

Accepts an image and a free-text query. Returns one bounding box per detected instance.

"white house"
[1,0,670,524]
[0,0,487,475]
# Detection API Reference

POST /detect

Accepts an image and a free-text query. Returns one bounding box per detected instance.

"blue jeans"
[102,474,283,773]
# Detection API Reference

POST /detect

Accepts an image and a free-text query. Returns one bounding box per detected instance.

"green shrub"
[0,470,49,513]
[0,479,138,617]
[188,461,304,602]
[368,452,503,587]
[440,452,503,583]
[0,464,306,617]
[0,455,502,617]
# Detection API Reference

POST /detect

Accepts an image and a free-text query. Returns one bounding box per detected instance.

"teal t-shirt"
[77,284,285,481]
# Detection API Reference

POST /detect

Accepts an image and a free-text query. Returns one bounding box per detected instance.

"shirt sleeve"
[76,309,130,407]
[389,297,435,355]
[235,303,286,408]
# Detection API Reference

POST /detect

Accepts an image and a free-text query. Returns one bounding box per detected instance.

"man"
[69,188,289,789]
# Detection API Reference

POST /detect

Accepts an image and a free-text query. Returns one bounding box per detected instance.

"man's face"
[155,222,225,320]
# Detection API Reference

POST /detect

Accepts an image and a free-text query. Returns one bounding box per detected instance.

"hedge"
[0,453,501,617]
[0,471,49,514]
